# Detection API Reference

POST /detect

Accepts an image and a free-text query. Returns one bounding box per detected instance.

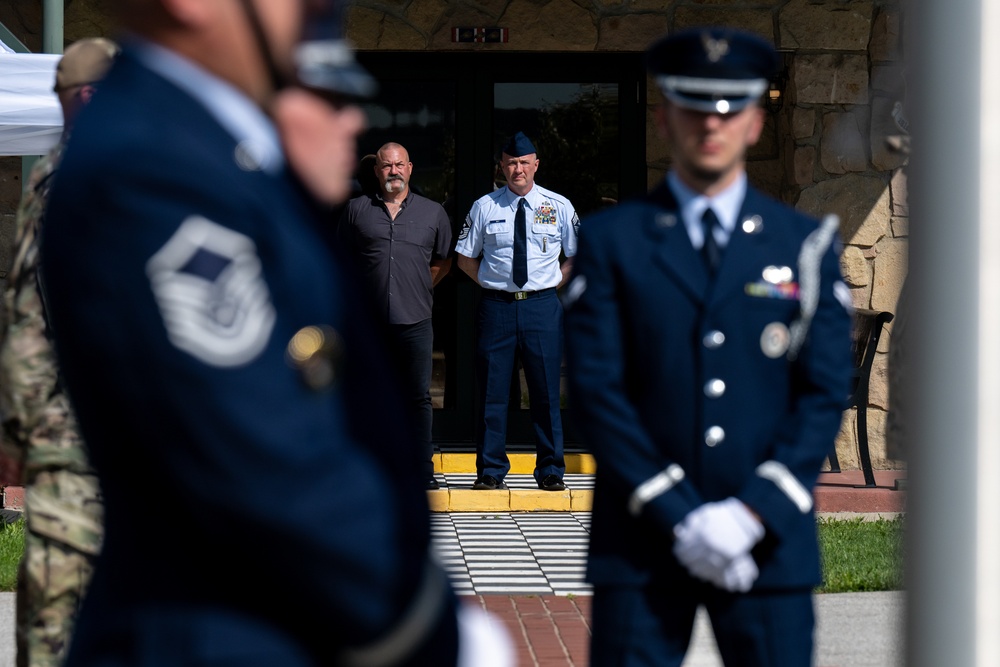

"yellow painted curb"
[429,489,593,512]
[436,452,596,474]
[426,489,450,512]
[509,490,572,512]
[447,488,510,512]
[570,489,594,511]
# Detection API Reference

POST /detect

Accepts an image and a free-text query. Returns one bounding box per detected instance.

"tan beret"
[54,38,119,92]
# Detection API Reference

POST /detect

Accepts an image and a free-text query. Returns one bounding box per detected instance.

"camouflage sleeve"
[0,147,89,476]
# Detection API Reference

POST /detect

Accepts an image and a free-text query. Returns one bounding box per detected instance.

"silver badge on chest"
[760,321,791,359]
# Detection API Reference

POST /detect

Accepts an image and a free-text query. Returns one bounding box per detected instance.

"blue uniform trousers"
[591,583,815,667]
[475,289,565,483]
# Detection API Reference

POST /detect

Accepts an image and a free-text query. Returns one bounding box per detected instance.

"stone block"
[869,350,889,410]
[850,285,871,310]
[599,14,670,51]
[630,0,679,10]
[871,237,908,313]
[891,216,909,238]
[834,409,860,470]
[747,160,782,199]
[346,6,385,49]
[797,173,890,246]
[821,110,868,174]
[499,0,598,50]
[792,107,816,140]
[0,2,42,52]
[794,54,869,105]
[378,14,427,49]
[646,107,670,165]
[840,244,870,287]
[673,8,775,43]
[778,0,873,51]
[793,145,816,185]
[870,8,903,62]
[890,168,908,217]
[871,97,908,171]
[510,490,572,511]
[65,0,118,43]
[406,0,449,36]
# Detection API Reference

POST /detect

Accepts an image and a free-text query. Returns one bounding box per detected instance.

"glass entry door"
[355,52,645,444]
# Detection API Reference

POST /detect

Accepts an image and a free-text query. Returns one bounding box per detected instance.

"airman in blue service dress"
[565,28,853,666]
[35,2,488,665]
[455,133,579,492]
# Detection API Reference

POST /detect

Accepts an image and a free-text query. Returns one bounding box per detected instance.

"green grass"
[817,516,904,593]
[0,517,905,594]
[0,519,23,592]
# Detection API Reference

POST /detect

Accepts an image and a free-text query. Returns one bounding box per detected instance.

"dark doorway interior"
[354,52,647,445]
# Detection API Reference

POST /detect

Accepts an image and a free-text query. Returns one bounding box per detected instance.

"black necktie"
[513,198,527,288]
[701,207,721,274]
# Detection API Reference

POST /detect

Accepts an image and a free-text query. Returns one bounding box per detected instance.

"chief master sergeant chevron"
[37,0,511,665]
[564,28,853,666]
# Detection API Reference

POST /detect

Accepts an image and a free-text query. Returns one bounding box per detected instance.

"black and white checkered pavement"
[431,512,592,596]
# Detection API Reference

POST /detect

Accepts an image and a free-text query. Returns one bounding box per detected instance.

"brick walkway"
[473,595,591,667]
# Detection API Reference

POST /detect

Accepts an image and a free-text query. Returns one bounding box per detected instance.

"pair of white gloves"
[672,497,765,593]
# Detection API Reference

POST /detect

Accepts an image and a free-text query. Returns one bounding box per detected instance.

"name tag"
[486,220,508,234]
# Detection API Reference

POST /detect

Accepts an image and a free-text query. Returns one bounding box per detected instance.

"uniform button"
[705,426,725,447]
[704,379,726,398]
[703,330,725,349]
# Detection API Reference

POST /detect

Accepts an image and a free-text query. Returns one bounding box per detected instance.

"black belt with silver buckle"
[483,287,556,302]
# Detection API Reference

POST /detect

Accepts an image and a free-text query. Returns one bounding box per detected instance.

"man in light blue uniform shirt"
[456,132,579,491]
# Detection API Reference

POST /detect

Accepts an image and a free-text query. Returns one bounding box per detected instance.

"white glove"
[673,498,765,585]
[720,553,760,592]
[456,603,515,667]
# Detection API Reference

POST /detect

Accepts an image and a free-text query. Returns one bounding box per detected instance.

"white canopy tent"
[0,39,62,156]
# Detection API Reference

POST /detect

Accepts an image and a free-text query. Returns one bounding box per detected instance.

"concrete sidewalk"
[470,590,904,667]
[0,590,903,667]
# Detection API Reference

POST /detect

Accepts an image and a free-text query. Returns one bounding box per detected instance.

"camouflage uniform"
[0,143,103,667]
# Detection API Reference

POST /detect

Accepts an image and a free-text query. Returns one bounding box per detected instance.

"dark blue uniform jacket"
[41,49,456,666]
[565,183,852,591]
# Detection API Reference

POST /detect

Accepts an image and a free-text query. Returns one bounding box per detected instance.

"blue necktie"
[513,198,527,288]
[702,207,721,274]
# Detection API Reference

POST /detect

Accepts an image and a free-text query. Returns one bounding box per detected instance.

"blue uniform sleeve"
[737,233,853,543]
[565,213,704,533]
[42,143,455,661]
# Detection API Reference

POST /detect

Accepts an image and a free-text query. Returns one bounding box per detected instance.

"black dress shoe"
[472,475,507,490]
[539,474,567,491]
[427,478,440,490]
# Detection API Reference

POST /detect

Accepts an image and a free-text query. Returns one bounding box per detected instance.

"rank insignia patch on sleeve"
[146,216,276,368]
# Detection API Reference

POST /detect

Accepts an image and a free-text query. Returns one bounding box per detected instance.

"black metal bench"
[828,308,894,488]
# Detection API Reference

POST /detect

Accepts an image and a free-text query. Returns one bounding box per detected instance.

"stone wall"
[0,0,908,469]
[346,0,907,468]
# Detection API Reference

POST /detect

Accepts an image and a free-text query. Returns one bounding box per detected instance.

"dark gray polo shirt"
[337,192,452,325]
